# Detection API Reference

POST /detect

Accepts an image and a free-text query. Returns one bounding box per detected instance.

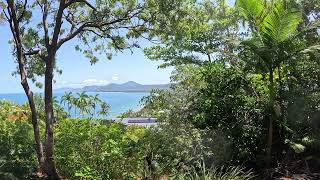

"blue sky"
[0,24,173,93]
[0,0,236,94]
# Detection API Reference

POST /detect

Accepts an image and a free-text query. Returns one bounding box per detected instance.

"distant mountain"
[53,87,78,93]
[55,81,170,92]
[83,81,170,92]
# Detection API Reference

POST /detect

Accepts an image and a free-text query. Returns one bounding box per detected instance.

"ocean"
[0,92,149,118]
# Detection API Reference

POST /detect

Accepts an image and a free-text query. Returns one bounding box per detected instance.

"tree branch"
[2,9,10,20]
[24,49,46,61]
[65,0,96,11]
[51,0,66,50]
[17,0,27,22]
[39,0,50,49]
[56,7,143,49]
[24,50,40,56]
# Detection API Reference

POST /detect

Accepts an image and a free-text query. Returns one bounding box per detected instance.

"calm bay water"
[0,92,149,118]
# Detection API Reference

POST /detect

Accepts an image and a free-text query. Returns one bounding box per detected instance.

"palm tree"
[99,102,110,119]
[71,96,79,117]
[76,92,90,118]
[52,96,60,122]
[90,94,102,117]
[237,0,319,166]
[60,92,73,115]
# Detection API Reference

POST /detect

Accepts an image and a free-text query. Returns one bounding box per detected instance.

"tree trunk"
[19,54,46,176]
[21,73,46,175]
[266,69,274,167]
[43,57,61,179]
[6,1,46,175]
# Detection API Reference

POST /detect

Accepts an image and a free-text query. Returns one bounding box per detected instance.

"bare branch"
[63,11,77,33]
[56,7,143,49]
[65,0,97,11]
[17,0,27,22]
[24,50,40,56]
[51,0,66,50]
[81,0,96,11]
[42,0,50,49]
[2,9,10,20]
[24,49,46,60]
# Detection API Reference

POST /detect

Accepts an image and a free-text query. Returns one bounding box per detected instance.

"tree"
[99,102,110,118]
[0,0,161,178]
[144,0,240,67]
[76,92,90,118]
[60,92,73,115]
[0,1,45,177]
[236,0,320,166]
[90,94,102,118]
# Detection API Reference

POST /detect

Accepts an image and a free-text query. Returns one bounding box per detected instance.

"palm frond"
[236,0,265,27]
[242,38,274,64]
[299,45,320,54]
[261,1,302,43]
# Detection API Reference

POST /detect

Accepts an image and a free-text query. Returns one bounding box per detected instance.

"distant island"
[55,81,171,92]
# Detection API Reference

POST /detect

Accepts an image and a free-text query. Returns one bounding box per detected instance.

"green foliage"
[140,63,266,164]
[55,119,132,179]
[140,124,202,178]
[53,117,229,179]
[0,101,36,179]
[137,0,320,169]
[173,163,254,180]
[33,94,69,121]
[145,0,240,67]
[194,63,266,163]
[60,92,109,118]
[54,119,219,179]
[1,0,320,178]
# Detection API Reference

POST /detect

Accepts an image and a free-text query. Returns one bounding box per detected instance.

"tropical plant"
[0,101,37,179]
[173,163,254,180]
[60,92,109,118]
[99,102,110,119]
[76,92,90,118]
[145,0,240,67]
[34,94,68,122]
[60,92,74,115]
[1,0,174,177]
[237,0,319,166]
[89,94,102,118]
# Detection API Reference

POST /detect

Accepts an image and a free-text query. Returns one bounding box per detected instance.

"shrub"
[0,101,37,179]
[55,119,144,179]
[172,163,254,180]
[0,101,236,179]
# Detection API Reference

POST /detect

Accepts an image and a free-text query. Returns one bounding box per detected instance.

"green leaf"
[300,45,320,54]
[261,2,302,43]
[236,0,265,25]
[286,139,306,153]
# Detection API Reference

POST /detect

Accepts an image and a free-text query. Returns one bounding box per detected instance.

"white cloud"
[82,79,109,86]
[55,79,109,89]
[83,79,109,85]
[111,74,119,81]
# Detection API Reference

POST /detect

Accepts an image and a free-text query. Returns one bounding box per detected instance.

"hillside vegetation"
[0,0,319,179]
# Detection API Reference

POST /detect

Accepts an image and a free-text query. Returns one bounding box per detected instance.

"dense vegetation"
[0,100,254,179]
[0,0,319,179]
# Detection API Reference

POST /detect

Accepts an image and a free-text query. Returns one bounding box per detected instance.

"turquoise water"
[0,92,149,118]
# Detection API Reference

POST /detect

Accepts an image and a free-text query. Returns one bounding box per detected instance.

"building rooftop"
[113,117,157,128]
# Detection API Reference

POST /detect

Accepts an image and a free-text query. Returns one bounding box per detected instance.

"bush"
[54,119,228,179]
[0,101,37,179]
[0,101,237,179]
[173,164,254,180]
[55,119,146,179]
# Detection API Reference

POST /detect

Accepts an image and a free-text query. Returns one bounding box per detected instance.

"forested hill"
[56,81,170,92]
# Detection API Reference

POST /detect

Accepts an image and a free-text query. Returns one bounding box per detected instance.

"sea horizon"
[0,91,149,118]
